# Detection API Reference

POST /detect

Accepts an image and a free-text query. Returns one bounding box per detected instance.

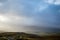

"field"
[0,32,60,40]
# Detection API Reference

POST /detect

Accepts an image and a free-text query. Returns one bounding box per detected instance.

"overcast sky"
[0,0,60,32]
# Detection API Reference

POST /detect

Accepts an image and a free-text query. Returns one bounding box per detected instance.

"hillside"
[0,32,60,40]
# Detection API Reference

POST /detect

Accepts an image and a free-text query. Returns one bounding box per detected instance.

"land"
[0,32,60,40]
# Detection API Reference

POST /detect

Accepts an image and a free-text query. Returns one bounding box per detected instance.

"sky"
[0,0,60,33]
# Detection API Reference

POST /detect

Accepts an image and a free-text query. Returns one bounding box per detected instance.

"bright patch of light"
[0,15,9,22]
[0,3,3,6]
[54,0,60,5]
[44,0,60,5]
[44,0,54,4]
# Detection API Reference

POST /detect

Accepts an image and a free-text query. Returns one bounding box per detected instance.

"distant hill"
[0,32,43,40]
[0,32,60,40]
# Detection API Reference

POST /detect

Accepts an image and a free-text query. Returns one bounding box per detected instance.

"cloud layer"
[0,0,60,32]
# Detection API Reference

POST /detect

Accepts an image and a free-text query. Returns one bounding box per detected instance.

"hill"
[0,32,60,40]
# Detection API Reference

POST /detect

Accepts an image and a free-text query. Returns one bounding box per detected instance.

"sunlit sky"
[0,0,60,33]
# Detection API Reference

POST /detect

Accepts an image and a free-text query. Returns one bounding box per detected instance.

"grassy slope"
[0,32,60,40]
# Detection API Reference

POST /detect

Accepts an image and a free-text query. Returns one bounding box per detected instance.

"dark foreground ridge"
[0,32,60,40]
